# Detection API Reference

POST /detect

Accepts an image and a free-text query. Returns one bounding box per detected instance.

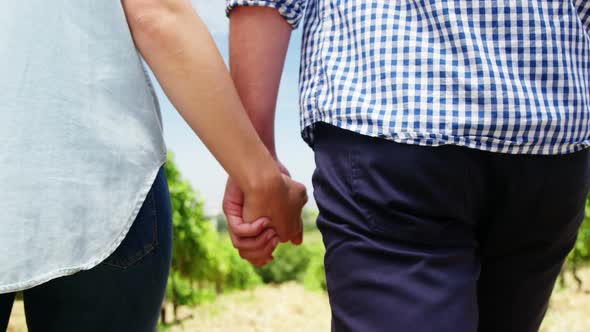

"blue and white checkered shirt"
[227,0,590,155]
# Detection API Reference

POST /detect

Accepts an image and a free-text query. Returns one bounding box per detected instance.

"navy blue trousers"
[0,167,172,332]
[312,124,590,332]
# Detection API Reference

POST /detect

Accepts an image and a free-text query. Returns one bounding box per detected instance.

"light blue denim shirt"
[0,2,167,292]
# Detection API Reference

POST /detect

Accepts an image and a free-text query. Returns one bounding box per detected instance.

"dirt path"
[7,270,590,331]
[163,282,331,332]
[540,269,590,332]
[6,302,26,332]
[162,277,590,332]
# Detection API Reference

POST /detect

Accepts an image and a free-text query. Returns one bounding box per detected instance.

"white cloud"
[191,0,229,36]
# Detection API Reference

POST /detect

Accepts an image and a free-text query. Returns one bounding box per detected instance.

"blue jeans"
[0,167,172,332]
[312,123,590,332]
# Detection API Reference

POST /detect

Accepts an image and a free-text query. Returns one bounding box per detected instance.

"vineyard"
[6,154,590,331]
[7,269,590,332]
[161,155,327,324]
[161,154,590,330]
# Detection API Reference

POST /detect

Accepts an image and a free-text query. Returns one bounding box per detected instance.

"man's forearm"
[229,7,292,157]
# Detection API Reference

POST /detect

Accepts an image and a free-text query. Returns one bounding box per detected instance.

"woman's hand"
[223,163,307,266]
[243,172,307,244]
[223,179,279,267]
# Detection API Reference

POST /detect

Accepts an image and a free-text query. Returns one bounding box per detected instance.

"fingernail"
[266,232,274,240]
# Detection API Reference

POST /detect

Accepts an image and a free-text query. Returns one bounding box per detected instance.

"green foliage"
[256,244,313,284]
[573,198,590,261]
[302,243,327,291]
[221,239,263,289]
[163,154,327,324]
[205,237,262,292]
[166,272,216,307]
[561,196,590,290]
[163,154,260,321]
[253,206,326,289]
[302,209,320,233]
[215,213,229,233]
[255,230,327,292]
[165,155,209,285]
[567,197,590,265]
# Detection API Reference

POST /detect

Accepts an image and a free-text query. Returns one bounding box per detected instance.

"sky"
[151,1,315,214]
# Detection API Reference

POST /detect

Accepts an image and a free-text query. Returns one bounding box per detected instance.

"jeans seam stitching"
[103,183,159,269]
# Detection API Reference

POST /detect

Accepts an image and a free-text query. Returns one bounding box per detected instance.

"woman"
[0,0,306,331]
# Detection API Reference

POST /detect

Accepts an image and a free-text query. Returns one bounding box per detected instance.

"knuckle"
[252,239,264,249]
[241,241,256,251]
[227,220,237,230]
[233,228,246,237]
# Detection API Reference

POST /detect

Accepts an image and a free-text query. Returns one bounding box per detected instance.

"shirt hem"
[302,119,590,156]
[0,157,167,294]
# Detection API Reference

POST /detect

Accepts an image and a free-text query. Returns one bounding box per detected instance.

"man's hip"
[311,122,590,332]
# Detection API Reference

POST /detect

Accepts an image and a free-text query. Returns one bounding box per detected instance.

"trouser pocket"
[101,169,164,269]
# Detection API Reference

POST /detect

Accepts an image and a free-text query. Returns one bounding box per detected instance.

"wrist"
[242,155,283,197]
[251,120,277,158]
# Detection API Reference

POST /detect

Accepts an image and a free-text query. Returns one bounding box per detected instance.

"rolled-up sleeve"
[226,0,307,29]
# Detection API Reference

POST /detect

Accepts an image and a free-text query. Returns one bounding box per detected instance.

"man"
[224,1,590,331]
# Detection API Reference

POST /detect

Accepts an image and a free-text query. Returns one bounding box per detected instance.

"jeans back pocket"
[102,186,158,269]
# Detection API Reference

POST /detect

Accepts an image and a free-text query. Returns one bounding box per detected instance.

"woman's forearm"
[122,0,280,193]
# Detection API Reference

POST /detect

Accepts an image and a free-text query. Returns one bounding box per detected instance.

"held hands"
[223,163,307,267]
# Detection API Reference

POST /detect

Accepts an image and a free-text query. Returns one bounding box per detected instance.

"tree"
[214,213,229,233]
[161,154,260,324]
[560,196,590,290]
[162,154,211,322]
